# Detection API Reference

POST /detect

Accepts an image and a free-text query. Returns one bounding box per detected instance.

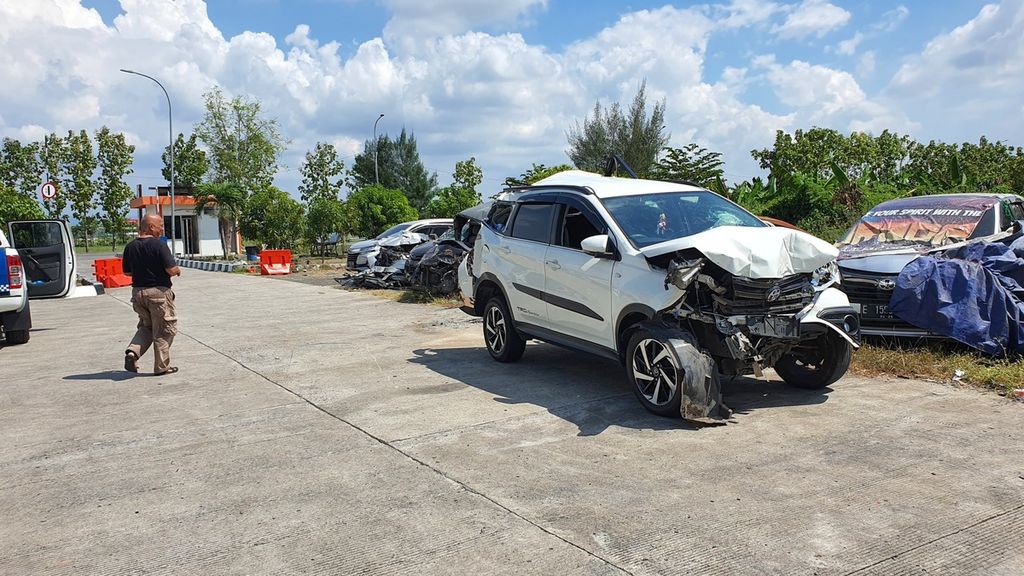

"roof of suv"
[531,170,705,199]
[407,218,454,226]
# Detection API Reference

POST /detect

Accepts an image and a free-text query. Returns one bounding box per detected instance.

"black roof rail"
[501,184,595,195]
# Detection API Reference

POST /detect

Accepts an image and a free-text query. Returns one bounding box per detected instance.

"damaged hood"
[641,226,837,278]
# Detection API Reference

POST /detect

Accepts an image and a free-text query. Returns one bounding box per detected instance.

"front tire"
[483,296,525,362]
[626,329,683,416]
[774,331,852,389]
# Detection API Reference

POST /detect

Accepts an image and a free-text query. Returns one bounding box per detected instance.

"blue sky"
[1,0,1019,196]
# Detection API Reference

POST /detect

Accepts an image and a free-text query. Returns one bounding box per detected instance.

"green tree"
[239,186,305,249]
[305,196,346,259]
[566,80,669,177]
[63,130,98,251]
[0,138,43,199]
[194,86,287,192]
[162,133,209,190]
[95,127,136,252]
[194,181,246,258]
[349,129,437,211]
[39,133,68,219]
[503,163,574,187]
[425,157,484,218]
[651,144,726,189]
[0,184,45,229]
[345,185,418,238]
[298,142,344,204]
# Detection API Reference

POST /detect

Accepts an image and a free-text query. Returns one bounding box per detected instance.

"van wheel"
[626,329,682,416]
[774,331,851,389]
[483,296,525,362]
[4,329,29,345]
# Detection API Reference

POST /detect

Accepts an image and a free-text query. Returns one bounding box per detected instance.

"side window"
[1010,202,1024,221]
[510,203,555,243]
[557,205,602,249]
[487,202,513,234]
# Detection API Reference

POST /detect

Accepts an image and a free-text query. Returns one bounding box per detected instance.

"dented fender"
[637,322,732,425]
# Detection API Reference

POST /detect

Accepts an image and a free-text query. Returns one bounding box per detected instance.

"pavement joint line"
[842,501,1024,575]
[174,329,635,576]
[390,392,633,445]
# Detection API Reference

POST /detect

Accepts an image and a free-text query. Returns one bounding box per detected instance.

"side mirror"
[1013,220,1024,234]
[581,234,615,258]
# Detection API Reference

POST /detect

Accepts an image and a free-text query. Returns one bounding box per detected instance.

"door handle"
[546,260,561,270]
[499,246,511,255]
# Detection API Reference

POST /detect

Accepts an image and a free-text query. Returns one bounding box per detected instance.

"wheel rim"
[485,304,507,354]
[631,338,678,406]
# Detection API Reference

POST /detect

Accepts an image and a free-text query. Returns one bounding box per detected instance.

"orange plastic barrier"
[93,257,132,288]
[259,249,292,275]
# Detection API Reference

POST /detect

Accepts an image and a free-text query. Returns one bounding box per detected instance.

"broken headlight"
[811,260,840,290]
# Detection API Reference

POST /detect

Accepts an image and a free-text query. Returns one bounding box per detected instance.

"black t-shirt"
[123,237,176,288]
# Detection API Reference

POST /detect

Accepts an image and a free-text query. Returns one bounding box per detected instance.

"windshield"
[602,191,766,248]
[838,196,995,249]
[376,223,412,239]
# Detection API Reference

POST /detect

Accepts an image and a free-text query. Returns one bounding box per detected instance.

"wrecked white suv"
[458,171,860,423]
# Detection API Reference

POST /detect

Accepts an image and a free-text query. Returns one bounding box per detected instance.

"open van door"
[7,220,77,299]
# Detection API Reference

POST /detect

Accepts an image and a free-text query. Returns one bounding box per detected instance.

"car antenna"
[604,154,638,179]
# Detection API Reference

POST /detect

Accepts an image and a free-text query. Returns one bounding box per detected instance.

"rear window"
[510,203,555,243]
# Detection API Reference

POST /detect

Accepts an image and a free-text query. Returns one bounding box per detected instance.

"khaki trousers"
[127,286,177,373]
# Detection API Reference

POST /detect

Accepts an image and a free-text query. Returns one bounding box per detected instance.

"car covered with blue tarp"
[889,229,1024,356]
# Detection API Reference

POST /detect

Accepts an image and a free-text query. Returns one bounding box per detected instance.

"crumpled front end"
[643,228,859,421]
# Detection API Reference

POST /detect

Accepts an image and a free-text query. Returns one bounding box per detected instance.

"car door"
[544,197,615,349]
[8,220,77,299]
[494,199,557,329]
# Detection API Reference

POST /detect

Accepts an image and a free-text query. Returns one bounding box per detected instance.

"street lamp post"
[120,68,175,256]
[373,113,384,185]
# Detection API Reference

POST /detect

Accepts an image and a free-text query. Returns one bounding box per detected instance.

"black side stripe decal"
[512,282,604,322]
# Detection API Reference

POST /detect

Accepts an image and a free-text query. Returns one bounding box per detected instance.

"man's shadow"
[64,370,139,382]
[409,343,831,436]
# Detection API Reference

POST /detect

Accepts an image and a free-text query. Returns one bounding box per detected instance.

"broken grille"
[715,274,813,315]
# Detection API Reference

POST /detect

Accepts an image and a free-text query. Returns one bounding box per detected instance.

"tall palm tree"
[194,181,245,258]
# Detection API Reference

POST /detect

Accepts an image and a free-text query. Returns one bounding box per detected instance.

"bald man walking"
[122,214,181,375]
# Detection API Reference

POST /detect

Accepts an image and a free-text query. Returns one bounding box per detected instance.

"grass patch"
[851,339,1023,395]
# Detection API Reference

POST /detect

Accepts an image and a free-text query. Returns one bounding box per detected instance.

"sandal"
[124,351,139,373]
[155,366,179,376]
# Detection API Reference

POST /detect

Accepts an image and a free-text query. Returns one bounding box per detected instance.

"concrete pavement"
[1,270,1022,574]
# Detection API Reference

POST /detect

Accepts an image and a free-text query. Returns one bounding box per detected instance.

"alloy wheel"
[631,338,679,406]
[485,304,507,354]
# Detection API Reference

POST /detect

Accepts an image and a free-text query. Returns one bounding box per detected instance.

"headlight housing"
[811,260,840,290]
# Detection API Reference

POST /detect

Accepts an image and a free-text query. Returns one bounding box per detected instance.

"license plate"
[746,315,800,338]
[863,304,895,319]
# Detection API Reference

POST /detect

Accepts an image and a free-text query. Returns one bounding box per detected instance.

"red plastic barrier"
[93,257,132,288]
[259,249,292,275]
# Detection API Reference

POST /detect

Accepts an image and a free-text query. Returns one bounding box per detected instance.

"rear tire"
[483,296,525,362]
[774,331,852,389]
[626,329,683,416]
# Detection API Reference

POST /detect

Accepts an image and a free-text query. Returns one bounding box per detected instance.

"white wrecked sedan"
[459,170,860,424]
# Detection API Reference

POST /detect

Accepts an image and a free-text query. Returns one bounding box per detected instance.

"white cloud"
[857,51,876,77]
[837,32,863,55]
[715,0,784,29]
[753,54,913,135]
[875,6,909,32]
[888,2,1024,144]
[773,0,850,40]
